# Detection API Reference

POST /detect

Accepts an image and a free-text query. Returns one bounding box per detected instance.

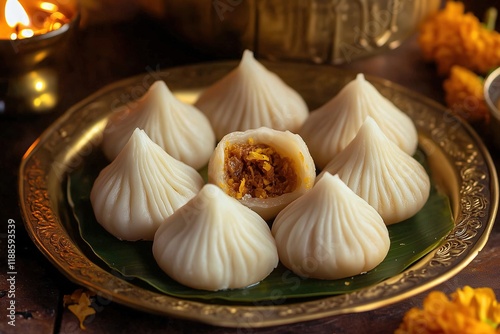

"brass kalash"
[162,0,440,64]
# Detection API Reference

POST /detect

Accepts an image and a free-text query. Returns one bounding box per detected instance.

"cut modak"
[208,127,316,220]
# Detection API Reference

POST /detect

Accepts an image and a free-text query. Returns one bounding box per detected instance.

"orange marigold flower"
[395,286,500,334]
[453,286,500,328]
[418,1,500,75]
[443,65,490,124]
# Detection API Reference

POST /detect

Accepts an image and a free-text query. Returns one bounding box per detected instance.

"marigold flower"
[453,286,500,328]
[395,286,500,334]
[443,65,490,124]
[418,1,500,75]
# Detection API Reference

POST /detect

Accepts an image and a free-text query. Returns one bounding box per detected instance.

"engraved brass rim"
[19,61,498,328]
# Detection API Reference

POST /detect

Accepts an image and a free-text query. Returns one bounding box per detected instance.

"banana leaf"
[67,149,454,302]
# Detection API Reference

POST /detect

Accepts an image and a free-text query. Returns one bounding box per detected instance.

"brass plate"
[19,61,498,327]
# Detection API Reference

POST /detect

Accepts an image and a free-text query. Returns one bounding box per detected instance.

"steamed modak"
[272,173,390,280]
[90,128,205,241]
[102,80,215,170]
[195,50,309,140]
[299,73,418,169]
[152,184,279,291]
[319,117,430,225]
[208,127,316,220]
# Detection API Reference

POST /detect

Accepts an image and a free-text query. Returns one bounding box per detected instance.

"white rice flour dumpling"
[208,127,316,220]
[299,73,418,169]
[102,80,215,170]
[195,49,309,140]
[153,184,279,291]
[272,173,390,280]
[319,117,430,225]
[90,128,204,241]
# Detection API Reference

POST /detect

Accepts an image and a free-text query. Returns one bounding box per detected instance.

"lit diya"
[0,0,79,114]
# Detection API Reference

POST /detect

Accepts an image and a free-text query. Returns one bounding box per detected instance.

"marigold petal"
[64,288,97,330]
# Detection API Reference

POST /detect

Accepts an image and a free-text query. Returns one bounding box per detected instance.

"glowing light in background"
[39,2,58,12]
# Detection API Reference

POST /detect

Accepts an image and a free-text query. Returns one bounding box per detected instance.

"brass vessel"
[163,0,440,63]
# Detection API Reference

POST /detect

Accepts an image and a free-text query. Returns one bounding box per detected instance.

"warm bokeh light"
[39,2,58,12]
[34,79,45,92]
[16,69,58,112]
[175,91,200,104]
[19,28,34,38]
[32,92,56,109]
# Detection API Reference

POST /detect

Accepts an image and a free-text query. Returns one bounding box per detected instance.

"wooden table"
[1,12,499,334]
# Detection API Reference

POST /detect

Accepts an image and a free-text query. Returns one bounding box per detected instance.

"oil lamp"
[0,0,79,115]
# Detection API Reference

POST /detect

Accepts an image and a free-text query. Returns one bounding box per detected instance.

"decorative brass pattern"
[19,62,498,327]
[162,0,440,64]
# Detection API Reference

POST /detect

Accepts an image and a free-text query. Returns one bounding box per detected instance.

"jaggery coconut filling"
[224,140,298,199]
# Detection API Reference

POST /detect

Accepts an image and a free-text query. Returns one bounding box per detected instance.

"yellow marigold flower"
[443,65,490,124]
[453,286,500,328]
[419,1,500,75]
[396,286,500,334]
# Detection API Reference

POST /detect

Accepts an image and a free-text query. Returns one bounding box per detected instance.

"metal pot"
[162,0,440,64]
[484,67,500,150]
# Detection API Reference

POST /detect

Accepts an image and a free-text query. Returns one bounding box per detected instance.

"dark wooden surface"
[1,10,499,334]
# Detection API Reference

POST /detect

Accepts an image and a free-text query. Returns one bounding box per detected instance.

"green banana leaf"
[67,149,453,302]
